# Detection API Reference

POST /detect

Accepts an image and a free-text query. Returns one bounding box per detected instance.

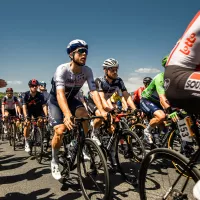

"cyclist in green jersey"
[140,56,172,144]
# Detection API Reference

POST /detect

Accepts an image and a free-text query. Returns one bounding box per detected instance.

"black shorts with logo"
[48,94,84,127]
[5,109,16,116]
[164,65,200,114]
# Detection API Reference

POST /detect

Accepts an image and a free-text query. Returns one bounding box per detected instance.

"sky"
[0,0,199,94]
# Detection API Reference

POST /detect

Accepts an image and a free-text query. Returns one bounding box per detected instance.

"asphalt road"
[0,139,196,200]
[0,140,139,200]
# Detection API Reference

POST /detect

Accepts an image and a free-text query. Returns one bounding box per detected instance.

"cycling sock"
[52,148,59,164]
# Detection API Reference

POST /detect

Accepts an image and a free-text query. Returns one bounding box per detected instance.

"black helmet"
[28,79,39,86]
[143,77,152,85]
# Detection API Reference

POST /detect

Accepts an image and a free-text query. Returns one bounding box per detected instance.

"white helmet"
[102,58,119,69]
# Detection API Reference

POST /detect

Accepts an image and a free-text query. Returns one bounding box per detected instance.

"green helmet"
[162,55,169,67]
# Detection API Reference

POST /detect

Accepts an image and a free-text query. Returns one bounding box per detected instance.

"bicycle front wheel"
[33,127,43,164]
[77,138,110,200]
[139,148,200,200]
[116,130,146,185]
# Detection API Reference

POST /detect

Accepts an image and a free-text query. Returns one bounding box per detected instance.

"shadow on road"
[0,188,55,200]
[0,166,51,184]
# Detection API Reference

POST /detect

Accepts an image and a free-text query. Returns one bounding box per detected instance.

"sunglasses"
[108,67,118,72]
[30,85,38,88]
[75,48,88,55]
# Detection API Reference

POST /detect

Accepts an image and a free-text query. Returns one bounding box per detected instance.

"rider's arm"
[91,90,107,113]
[42,104,48,117]
[159,94,171,110]
[155,73,171,110]
[1,104,5,117]
[1,97,6,116]
[107,98,114,109]
[14,97,21,115]
[122,91,136,110]
[121,96,128,110]
[86,70,106,113]
[22,94,28,117]
[22,104,28,117]
[57,88,72,117]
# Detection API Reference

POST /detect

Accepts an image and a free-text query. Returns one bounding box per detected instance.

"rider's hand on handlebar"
[63,114,74,130]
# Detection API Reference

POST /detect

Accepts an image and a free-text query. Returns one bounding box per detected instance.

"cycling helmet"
[162,55,169,67]
[143,77,152,85]
[102,58,119,69]
[18,92,23,98]
[39,81,46,87]
[66,39,88,54]
[6,88,13,92]
[28,79,39,86]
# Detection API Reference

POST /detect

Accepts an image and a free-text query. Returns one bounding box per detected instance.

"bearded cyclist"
[87,58,137,167]
[48,39,108,180]
[140,57,172,145]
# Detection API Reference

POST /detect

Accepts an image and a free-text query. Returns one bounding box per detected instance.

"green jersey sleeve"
[155,73,165,95]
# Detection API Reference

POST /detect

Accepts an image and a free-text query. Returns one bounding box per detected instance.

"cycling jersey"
[91,76,126,100]
[22,91,45,110]
[133,86,145,104]
[2,96,19,110]
[167,11,200,70]
[50,62,96,100]
[41,90,49,104]
[142,73,165,104]
[110,92,122,103]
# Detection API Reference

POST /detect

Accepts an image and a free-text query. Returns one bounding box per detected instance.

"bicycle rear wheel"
[116,130,146,185]
[77,138,110,200]
[139,148,200,200]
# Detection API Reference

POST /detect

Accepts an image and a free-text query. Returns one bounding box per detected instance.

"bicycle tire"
[12,124,16,151]
[116,129,146,185]
[34,127,43,164]
[0,121,4,141]
[130,123,146,139]
[77,138,110,200]
[139,148,200,200]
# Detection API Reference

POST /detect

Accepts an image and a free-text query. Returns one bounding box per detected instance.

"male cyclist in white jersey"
[1,88,21,134]
[48,39,108,180]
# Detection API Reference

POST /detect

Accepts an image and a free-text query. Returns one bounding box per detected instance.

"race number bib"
[177,117,193,142]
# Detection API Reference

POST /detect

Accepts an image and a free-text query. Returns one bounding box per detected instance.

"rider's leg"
[75,107,89,135]
[3,111,9,133]
[24,120,31,152]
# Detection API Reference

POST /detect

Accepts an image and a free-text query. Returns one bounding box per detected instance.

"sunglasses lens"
[78,48,88,55]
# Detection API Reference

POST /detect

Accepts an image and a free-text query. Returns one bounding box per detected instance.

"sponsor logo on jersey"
[164,78,170,91]
[185,72,200,91]
[179,33,196,55]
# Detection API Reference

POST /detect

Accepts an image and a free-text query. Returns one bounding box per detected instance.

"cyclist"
[161,11,200,200]
[87,58,137,167]
[0,79,7,88]
[22,79,48,153]
[39,81,49,104]
[48,39,108,180]
[1,88,21,134]
[140,61,172,144]
[133,77,152,108]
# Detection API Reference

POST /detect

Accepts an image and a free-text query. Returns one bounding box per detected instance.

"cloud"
[135,68,160,73]
[7,80,22,85]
